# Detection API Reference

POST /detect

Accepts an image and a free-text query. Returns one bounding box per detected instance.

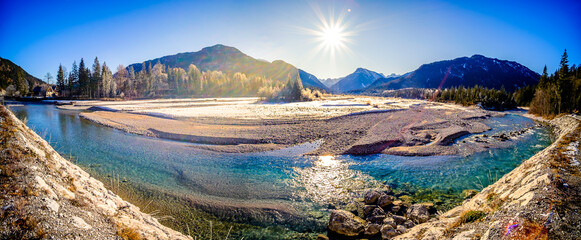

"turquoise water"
[8,104,551,230]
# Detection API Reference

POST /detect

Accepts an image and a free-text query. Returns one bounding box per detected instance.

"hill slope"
[127,44,326,90]
[362,55,539,93]
[330,68,384,93]
[0,57,44,95]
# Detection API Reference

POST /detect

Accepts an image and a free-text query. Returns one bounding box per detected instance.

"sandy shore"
[71,97,520,156]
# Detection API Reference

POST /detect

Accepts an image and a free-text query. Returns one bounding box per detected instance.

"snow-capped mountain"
[329,68,384,93]
[362,55,539,93]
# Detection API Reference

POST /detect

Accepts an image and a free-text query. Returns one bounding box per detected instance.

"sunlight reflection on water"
[287,155,385,206]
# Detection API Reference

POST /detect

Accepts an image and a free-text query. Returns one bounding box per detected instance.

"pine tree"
[557,49,570,113]
[292,73,303,101]
[56,64,66,96]
[78,58,89,97]
[92,57,101,98]
[69,61,78,97]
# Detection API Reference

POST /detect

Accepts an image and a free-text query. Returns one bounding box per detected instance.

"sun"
[314,17,350,56]
[322,25,345,48]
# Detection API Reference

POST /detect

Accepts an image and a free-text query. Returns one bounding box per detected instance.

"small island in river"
[60,96,524,157]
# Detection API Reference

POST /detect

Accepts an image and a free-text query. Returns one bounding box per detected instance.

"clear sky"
[1,0,579,80]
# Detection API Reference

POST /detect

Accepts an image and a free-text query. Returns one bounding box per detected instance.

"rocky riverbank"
[323,114,581,239]
[0,105,191,239]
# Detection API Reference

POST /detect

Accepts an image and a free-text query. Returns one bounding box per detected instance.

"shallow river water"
[8,104,552,237]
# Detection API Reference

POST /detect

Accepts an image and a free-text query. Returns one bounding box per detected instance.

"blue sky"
[1,0,579,80]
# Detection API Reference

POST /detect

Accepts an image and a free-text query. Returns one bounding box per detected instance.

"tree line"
[431,85,516,110]
[55,58,313,101]
[514,49,580,117]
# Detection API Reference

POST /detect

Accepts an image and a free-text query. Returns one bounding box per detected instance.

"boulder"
[391,200,407,215]
[377,194,395,208]
[396,225,407,234]
[328,210,366,237]
[392,215,406,225]
[363,205,377,216]
[364,190,382,205]
[403,220,415,228]
[383,217,397,228]
[344,201,364,217]
[367,207,386,223]
[407,204,430,224]
[380,224,399,239]
[364,223,382,236]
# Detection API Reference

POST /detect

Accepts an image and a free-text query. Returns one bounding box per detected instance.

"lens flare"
[300,4,356,62]
[319,24,346,51]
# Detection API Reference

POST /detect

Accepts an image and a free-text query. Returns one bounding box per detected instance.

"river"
[7,103,552,239]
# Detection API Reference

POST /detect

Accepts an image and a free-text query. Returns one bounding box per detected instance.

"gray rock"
[403,220,415,228]
[380,224,398,239]
[367,207,386,223]
[383,217,397,227]
[363,205,377,217]
[344,201,364,217]
[328,210,366,237]
[1,204,14,212]
[392,215,406,225]
[396,225,407,234]
[364,223,382,236]
[364,190,382,205]
[391,205,401,214]
[72,216,92,230]
[377,194,395,208]
[407,204,430,224]
[44,198,60,212]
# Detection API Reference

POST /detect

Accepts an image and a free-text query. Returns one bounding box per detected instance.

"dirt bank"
[0,105,191,240]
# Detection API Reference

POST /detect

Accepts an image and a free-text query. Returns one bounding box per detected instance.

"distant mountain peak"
[360,55,539,93]
[329,67,384,93]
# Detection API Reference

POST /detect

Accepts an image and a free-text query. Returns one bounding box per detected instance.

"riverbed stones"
[344,201,364,217]
[364,190,382,204]
[380,224,398,239]
[364,223,382,236]
[377,194,395,208]
[392,215,406,225]
[363,205,378,216]
[407,204,430,224]
[383,217,397,228]
[390,200,407,215]
[367,207,386,223]
[328,210,366,237]
[403,220,415,228]
[396,225,407,234]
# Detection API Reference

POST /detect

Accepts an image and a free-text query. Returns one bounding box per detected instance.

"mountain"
[127,44,326,90]
[0,57,45,95]
[329,68,384,93]
[298,69,328,91]
[362,55,539,93]
[321,78,342,88]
